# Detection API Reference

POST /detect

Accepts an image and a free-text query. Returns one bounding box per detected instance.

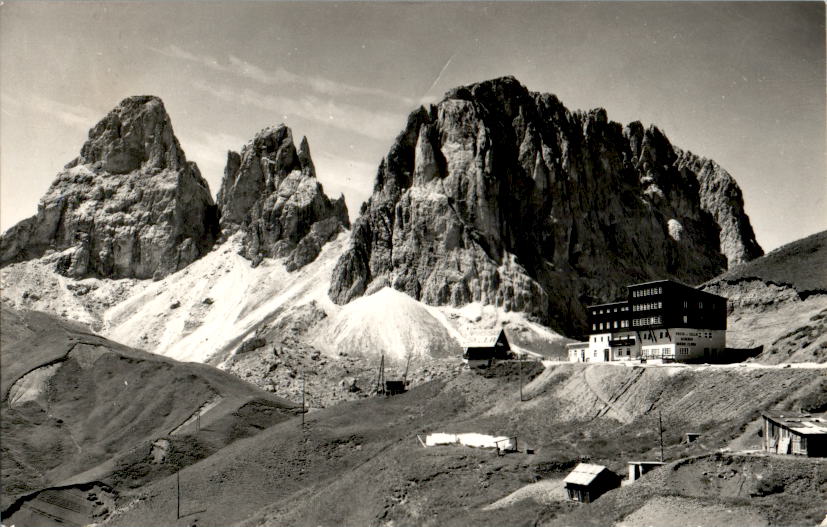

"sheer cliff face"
[0,96,219,279]
[329,76,763,335]
[216,125,350,271]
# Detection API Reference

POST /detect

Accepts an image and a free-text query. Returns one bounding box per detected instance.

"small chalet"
[563,463,621,503]
[462,329,511,368]
[762,412,827,457]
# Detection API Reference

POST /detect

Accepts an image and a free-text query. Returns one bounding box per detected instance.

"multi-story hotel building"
[567,280,727,363]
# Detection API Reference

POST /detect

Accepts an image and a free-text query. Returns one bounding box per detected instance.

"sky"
[1,1,824,253]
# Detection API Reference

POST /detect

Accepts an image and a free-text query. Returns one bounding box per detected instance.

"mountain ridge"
[329,76,762,335]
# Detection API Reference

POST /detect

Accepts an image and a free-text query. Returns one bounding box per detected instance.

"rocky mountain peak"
[66,95,187,175]
[216,125,349,270]
[0,95,219,279]
[329,76,763,335]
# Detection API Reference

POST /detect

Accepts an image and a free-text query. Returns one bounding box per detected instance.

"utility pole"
[403,351,412,385]
[176,470,180,520]
[658,410,664,463]
[519,355,524,402]
[377,353,385,396]
[301,368,306,427]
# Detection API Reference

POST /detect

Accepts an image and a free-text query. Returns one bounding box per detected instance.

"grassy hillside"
[702,230,827,363]
[3,303,823,527]
[710,230,827,295]
[102,361,824,527]
[0,305,297,521]
[542,452,826,527]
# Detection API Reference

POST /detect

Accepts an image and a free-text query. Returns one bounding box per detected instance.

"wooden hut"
[462,329,511,368]
[762,412,827,457]
[563,463,621,503]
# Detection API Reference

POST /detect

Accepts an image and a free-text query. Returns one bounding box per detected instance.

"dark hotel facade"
[567,280,727,363]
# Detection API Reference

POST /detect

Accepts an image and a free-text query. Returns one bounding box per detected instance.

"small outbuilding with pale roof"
[762,412,827,457]
[563,463,621,503]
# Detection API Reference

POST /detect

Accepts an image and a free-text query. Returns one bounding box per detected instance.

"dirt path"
[483,479,566,510]
[582,367,639,424]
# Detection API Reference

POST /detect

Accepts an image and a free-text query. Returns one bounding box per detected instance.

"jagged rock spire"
[216,125,349,270]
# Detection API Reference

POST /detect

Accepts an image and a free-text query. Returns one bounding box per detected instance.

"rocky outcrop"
[0,96,219,279]
[676,153,762,266]
[329,76,763,335]
[216,125,349,270]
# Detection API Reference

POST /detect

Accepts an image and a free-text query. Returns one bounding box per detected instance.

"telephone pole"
[658,410,664,462]
[376,353,385,396]
[519,355,524,402]
[176,470,180,520]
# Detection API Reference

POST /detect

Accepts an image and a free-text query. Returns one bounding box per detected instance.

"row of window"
[633,302,662,312]
[633,316,662,326]
[642,331,671,341]
[674,330,715,338]
[592,305,630,315]
[642,347,675,358]
[633,287,662,297]
[592,320,631,331]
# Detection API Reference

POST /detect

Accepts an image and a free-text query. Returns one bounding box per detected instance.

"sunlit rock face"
[0,96,219,279]
[330,76,762,335]
[216,125,349,271]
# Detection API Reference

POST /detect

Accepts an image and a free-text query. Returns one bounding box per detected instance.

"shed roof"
[564,463,610,486]
[763,412,827,435]
[463,329,506,349]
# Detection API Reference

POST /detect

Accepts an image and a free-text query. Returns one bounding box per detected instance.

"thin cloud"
[3,92,99,130]
[149,44,414,105]
[148,44,226,73]
[192,80,402,142]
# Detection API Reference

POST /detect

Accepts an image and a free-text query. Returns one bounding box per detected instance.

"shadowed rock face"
[329,76,763,335]
[0,96,219,279]
[216,125,350,270]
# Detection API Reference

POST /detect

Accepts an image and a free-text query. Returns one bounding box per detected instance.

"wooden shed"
[462,329,511,368]
[563,463,621,503]
[762,412,827,457]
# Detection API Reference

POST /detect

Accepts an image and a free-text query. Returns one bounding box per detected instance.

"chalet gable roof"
[462,329,506,349]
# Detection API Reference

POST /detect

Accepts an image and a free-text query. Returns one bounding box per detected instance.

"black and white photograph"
[0,1,825,526]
